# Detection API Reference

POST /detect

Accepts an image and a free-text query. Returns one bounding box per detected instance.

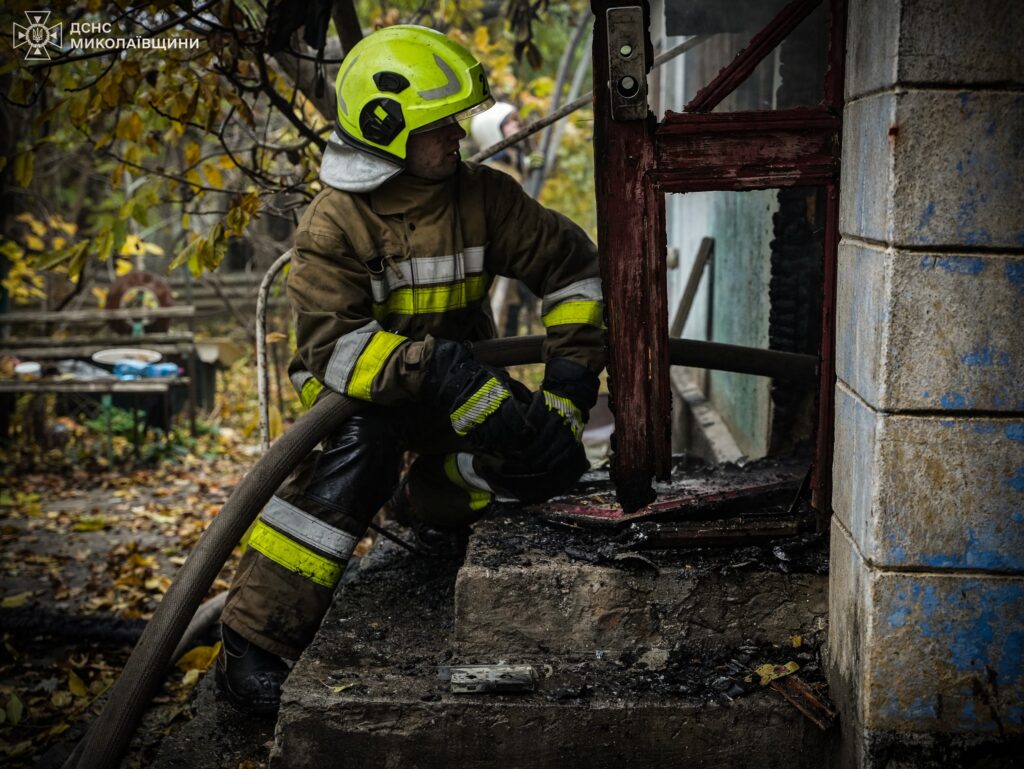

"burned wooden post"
[592,0,672,512]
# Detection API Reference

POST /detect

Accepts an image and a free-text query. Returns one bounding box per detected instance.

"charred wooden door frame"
[592,0,846,526]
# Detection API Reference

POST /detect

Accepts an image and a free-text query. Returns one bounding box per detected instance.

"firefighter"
[216,25,605,714]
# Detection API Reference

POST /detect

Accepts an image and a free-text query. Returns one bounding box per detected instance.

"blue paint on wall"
[940,392,971,409]
[1007,262,1024,293]
[908,580,1024,680]
[1005,468,1024,492]
[880,693,937,721]
[916,201,936,231]
[961,347,1011,368]
[919,255,987,275]
[958,92,977,118]
[887,606,910,628]
[1006,424,1024,444]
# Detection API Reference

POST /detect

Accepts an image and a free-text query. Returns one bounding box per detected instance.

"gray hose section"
[258,250,295,453]
[67,390,362,769]
[170,592,227,663]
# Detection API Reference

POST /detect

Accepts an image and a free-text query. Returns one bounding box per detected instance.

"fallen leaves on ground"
[0,347,274,767]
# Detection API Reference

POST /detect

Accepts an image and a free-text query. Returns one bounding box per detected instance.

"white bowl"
[91,348,163,365]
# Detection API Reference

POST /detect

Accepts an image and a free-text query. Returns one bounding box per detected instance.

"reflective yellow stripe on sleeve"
[542,300,605,329]
[347,331,406,401]
[300,378,324,410]
[248,519,344,588]
[449,377,509,435]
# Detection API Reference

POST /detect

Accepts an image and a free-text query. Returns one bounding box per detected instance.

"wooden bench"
[0,306,199,453]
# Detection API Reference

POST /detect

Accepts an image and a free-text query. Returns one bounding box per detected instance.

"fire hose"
[65,334,815,769]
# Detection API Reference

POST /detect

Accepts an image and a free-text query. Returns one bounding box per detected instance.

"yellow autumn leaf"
[265,331,288,343]
[13,152,34,188]
[23,234,44,251]
[24,215,47,237]
[184,142,201,166]
[5,693,24,725]
[1,591,33,608]
[182,668,202,687]
[473,26,489,51]
[92,287,108,305]
[68,671,88,697]
[115,258,133,276]
[204,163,223,189]
[176,641,222,672]
[120,233,142,255]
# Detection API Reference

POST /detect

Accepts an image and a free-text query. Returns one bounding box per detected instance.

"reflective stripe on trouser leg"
[248,496,358,587]
[220,495,361,659]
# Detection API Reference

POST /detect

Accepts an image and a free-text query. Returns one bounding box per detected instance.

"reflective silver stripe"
[541,277,604,316]
[456,452,493,493]
[324,320,380,391]
[290,369,314,395]
[463,246,485,274]
[335,54,360,116]
[417,54,461,100]
[260,495,358,560]
[369,248,487,302]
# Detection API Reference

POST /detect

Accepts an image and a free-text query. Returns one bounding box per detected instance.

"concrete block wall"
[830,1,1024,766]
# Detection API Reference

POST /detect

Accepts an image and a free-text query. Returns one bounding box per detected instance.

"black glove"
[423,339,534,454]
[540,358,599,436]
[478,391,590,504]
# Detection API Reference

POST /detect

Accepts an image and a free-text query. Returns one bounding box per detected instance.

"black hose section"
[668,338,818,380]
[66,334,816,769]
[470,335,817,379]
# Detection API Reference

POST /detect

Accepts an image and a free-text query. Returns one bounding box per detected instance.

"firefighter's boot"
[215,624,290,716]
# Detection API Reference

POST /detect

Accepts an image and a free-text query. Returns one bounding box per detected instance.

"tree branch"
[332,0,364,54]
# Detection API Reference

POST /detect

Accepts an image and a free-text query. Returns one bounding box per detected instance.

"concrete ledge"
[837,241,1024,411]
[454,515,827,656]
[833,382,1024,571]
[276,535,830,769]
[275,671,828,769]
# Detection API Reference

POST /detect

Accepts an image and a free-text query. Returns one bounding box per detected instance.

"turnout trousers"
[220,404,499,659]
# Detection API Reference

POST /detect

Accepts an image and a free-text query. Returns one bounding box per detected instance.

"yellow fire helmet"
[335,25,495,163]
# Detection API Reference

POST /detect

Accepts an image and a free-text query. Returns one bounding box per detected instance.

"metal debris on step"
[768,674,837,731]
[445,665,539,694]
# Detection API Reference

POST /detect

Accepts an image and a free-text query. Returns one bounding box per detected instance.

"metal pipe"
[257,250,294,452]
[469,34,712,164]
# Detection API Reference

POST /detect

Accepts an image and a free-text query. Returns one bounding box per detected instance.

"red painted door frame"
[592,0,847,522]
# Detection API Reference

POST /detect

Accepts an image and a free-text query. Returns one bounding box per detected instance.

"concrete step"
[272,521,831,769]
[454,513,828,656]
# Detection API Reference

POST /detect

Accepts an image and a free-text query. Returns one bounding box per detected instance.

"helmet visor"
[410,96,496,135]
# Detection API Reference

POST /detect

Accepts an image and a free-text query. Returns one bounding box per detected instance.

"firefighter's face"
[406,120,466,180]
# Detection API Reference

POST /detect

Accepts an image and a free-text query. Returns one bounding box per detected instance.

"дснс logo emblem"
[13,11,62,61]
